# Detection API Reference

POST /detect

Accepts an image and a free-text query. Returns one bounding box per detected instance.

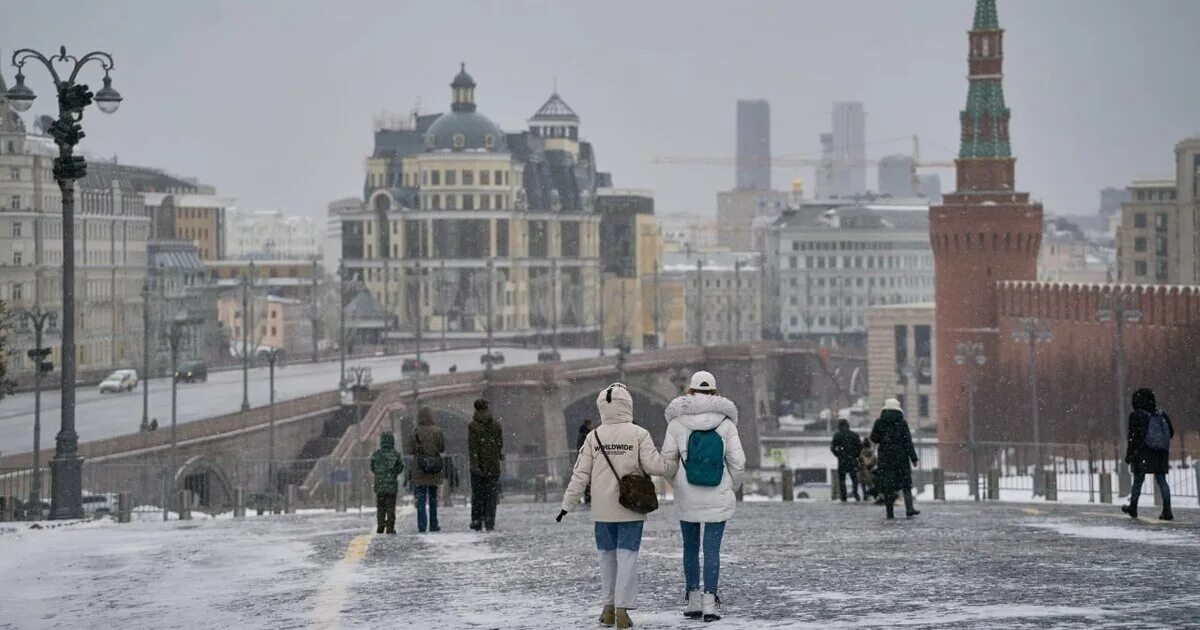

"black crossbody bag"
[593,429,658,514]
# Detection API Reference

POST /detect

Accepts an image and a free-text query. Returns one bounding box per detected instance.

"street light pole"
[551,258,559,357]
[141,283,151,433]
[23,309,54,514]
[310,259,319,362]
[695,259,704,345]
[414,256,423,362]
[265,348,281,500]
[1014,317,1052,495]
[955,341,986,501]
[338,261,347,388]
[8,46,123,520]
[1098,292,1140,494]
[484,259,495,377]
[162,313,196,521]
[241,261,255,412]
[440,258,447,351]
[733,259,743,344]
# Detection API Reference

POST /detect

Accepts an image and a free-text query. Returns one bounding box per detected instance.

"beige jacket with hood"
[561,383,671,522]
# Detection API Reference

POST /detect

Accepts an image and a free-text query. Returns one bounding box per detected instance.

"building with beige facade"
[1117,136,1200,285]
[338,66,607,348]
[866,302,935,434]
[225,208,320,261]
[144,191,234,261]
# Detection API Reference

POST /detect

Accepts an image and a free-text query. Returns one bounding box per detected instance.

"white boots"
[684,590,702,619]
[702,593,722,622]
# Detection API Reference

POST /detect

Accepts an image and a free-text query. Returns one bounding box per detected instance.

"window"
[431,170,441,186]
[1134,237,1146,253]
[446,195,457,210]
[1135,260,1148,276]
[453,134,465,149]
[12,283,22,300]
[446,170,457,186]
[494,194,504,210]
[1155,259,1168,282]
[1134,213,1146,228]
[463,170,474,186]
[1155,213,1168,230]
[270,310,277,319]
[480,195,490,210]
[10,168,18,180]
[484,135,495,149]
[918,394,930,418]
[270,326,277,336]
[789,256,797,269]
[12,222,21,237]
[495,170,504,186]
[10,195,18,210]
[463,194,475,210]
[1155,236,1168,257]
[12,251,21,265]
[431,195,441,210]
[480,170,490,186]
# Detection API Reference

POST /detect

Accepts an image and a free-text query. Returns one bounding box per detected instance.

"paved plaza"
[1,500,1196,629]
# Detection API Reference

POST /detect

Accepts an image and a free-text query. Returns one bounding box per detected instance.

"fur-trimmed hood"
[665,393,739,432]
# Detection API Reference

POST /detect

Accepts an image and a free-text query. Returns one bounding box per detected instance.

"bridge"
[0,342,864,511]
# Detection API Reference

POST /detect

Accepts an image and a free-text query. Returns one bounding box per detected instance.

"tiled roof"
[531,93,579,122]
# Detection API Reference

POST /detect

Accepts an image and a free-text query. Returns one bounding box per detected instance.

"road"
[0,501,1196,628]
[0,347,597,457]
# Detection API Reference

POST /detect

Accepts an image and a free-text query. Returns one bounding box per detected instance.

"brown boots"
[599,605,633,628]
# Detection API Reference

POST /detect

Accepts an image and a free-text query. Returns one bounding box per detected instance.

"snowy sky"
[3,0,1198,219]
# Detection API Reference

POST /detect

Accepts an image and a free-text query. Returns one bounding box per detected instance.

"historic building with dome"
[339,65,610,348]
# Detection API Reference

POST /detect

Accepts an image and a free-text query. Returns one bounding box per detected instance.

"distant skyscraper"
[878,154,915,197]
[832,101,866,197]
[736,100,771,190]
[815,133,834,199]
[918,174,943,203]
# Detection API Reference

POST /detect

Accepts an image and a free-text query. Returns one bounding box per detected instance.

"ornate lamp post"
[1013,317,1052,495]
[21,308,57,516]
[954,341,986,501]
[163,312,201,521]
[8,46,123,520]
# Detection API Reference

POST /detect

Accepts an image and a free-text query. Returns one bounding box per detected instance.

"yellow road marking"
[311,506,414,629]
[1021,508,1043,515]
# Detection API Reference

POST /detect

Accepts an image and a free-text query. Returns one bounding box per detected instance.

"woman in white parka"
[661,370,746,622]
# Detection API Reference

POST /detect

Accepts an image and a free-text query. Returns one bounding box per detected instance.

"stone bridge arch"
[173,455,236,510]
[562,385,672,448]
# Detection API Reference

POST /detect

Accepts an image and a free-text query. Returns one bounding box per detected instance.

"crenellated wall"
[989,281,1200,444]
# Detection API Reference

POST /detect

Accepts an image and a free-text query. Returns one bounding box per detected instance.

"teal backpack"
[683,418,728,487]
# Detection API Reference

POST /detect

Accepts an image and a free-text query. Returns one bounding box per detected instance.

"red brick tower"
[930,0,1043,459]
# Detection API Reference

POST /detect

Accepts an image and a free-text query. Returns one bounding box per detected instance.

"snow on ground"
[1,500,1197,629]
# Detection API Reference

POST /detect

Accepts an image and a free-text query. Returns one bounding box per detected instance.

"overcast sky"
[4,0,1198,219]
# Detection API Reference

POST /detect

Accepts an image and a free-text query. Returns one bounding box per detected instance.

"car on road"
[480,351,505,366]
[81,493,118,516]
[537,350,561,363]
[98,369,139,393]
[174,360,208,383]
[402,358,429,376]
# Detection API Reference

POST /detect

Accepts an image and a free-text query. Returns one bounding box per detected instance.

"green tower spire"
[973,0,999,30]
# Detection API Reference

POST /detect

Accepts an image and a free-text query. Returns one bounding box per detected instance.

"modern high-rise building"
[735,100,771,191]
[815,133,835,199]
[878,154,915,197]
[918,174,943,203]
[832,102,867,198]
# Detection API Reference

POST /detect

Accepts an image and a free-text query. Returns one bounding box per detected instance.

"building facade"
[1117,137,1200,285]
[144,192,234,261]
[766,202,933,344]
[338,66,604,347]
[878,154,915,198]
[664,250,762,346]
[716,188,792,250]
[831,102,867,198]
[735,99,771,191]
[866,303,936,433]
[225,208,320,261]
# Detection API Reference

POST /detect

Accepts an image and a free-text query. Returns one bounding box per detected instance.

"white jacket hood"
[665,393,739,431]
[597,382,634,425]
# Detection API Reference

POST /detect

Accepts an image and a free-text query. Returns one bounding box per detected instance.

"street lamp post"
[140,283,151,433]
[1097,291,1140,492]
[733,259,744,345]
[695,259,704,345]
[1014,317,1052,495]
[22,308,55,515]
[310,259,320,362]
[483,259,496,377]
[550,258,559,357]
[8,46,123,520]
[263,347,282,502]
[163,312,200,521]
[338,261,347,388]
[955,341,986,501]
[241,260,256,412]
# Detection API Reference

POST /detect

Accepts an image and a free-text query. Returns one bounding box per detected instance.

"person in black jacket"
[830,418,863,501]
[869,398,920,520]
[1122,388,1175,521]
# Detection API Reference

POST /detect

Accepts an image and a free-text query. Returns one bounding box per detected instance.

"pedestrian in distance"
[370,431,404,534]
[149,418,158,432]
[578,419,595,505]
[1122,388,1175,521]
[830,417,863,502]
[660,370,746,622]
[558,383,672,630]
[869,398,920,520]
[468,398,504,532]
[410,406,446,533]
[858,436,878,503]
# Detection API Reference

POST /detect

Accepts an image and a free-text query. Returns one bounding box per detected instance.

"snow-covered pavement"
[1,500,1197,629]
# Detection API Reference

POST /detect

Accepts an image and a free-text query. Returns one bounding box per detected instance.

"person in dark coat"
[858,437,878,502]
[468,399,504,531]
[1122,388,1175,520]
[830,418,863,501]
[370,432,404,534]
[577,419,595,505]
[409,407,446,533]
[869,399,920,520]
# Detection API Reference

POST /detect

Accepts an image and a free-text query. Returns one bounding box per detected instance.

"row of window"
[1131,212,1170,230]
[788,254,931,271]
[1134,188,1175,202]
[1131,259,1169,282]
[424,169,510,188]
[787,240,928,252]
[785,275,933,289]
[423,193,509,211]
[787,314,867,329]
[1132,235,1169,256]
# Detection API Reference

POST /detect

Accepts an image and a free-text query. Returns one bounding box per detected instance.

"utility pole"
[695,259,704,346]
[23,309,54,515]
[414,256,423,362]
[264,347,282,502]
[955,341,986,501]
[550,258,559,357]
[140,283,151,433]
[310,259,319,362]
[1014,317,1052,495]
[241,261,255,412]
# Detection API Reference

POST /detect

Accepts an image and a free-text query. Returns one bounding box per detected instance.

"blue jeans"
[1130,472,1170,506]
[680,520,726,594]
[415,485,439,532]
[595,522,645,609]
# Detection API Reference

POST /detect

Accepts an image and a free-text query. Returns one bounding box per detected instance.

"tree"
[0,299,15,398]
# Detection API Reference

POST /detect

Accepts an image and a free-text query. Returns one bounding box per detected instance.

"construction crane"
[654,135,955,195]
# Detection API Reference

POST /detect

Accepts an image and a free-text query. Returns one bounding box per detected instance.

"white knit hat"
[689,370,717,392]
[883,398,904,412]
